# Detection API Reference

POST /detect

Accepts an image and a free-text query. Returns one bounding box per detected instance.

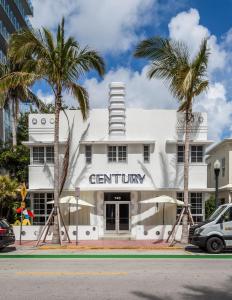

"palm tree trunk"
[11,98,17,147]
[181,108,191,244]
[51,90,61,244]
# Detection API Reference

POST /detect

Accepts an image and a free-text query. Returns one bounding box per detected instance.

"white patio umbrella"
[47,196,94,210]
[47,199,82,211]
[47,196,94,224]
[140,195,184,225]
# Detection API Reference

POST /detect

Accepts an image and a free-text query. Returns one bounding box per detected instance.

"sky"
[30,0,232,141]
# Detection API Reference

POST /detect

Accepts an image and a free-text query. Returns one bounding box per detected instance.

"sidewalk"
[36,240,183,250]
[0,240,190,256]
[13,240,182,250]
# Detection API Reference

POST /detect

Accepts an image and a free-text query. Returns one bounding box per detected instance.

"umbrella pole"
[163,204,165,225]
[69,203,70,226]
[76,197,79,245]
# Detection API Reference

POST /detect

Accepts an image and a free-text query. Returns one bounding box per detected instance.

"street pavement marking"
[16,271,128,276]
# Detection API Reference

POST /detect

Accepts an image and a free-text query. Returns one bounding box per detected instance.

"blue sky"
[30,0,232,141]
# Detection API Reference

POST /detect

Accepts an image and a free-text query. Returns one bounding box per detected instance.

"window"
[46,193,54,215]
[191,145,203,163]
[220,207,232,223]
[176,192,184,215]
[108,146,117,162]
[108,146,127,162]
[143,145,150,163]
[190,193,203,216]
[85,145,92,164]
[32,146,54,164]
[118,146,127,162]
[46,146,54,163]
[176,192,203,222]
[222,158,225,177]
[177,145,184,163]
[220,198,225,205]
[33,147,44,164]
[32,193,54,225]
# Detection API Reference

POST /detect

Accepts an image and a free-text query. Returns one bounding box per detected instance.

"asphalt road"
[0,258,232,300]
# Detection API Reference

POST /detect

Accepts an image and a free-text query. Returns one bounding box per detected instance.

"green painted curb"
[1,254,232,259]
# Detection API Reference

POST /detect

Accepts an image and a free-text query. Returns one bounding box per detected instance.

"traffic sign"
[20,183,27,201]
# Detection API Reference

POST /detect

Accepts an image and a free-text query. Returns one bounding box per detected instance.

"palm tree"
[0,59,44,146]
[134,37,209,243]
[8,18,105,244]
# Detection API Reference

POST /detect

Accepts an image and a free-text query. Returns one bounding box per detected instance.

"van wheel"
[206,237,224,254]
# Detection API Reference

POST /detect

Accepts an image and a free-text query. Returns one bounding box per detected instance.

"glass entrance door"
[105,202,130,233]
[119,203,129,231]
[105,203,116,231]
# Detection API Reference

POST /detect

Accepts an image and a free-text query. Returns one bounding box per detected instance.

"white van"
[189,204,232,253]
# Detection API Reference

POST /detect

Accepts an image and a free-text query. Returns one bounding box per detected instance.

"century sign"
[89,173,145,184]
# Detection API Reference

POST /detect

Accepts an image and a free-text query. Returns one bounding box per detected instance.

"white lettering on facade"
[89,174,146,184]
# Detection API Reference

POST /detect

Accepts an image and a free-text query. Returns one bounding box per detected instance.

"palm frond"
[0,72,38,91]
[135,36,209,110]
[9,29,47,62]
[26,89,46,111]
[74,48,105,77]
[193,80,209,97]
[66,82,89,120]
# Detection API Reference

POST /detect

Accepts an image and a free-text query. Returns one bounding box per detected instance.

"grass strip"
[1,254,232,259]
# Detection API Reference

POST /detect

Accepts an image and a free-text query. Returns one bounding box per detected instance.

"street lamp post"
[214,160,221,208]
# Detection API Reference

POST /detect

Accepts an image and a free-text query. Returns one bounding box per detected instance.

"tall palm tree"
[134,37,209,243]
[0,59,44,146]
[8,18,105,244]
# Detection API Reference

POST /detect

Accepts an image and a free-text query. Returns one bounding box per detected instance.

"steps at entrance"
[101,234,132,240]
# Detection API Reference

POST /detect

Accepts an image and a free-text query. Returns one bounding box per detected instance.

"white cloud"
[36,89,54,104]
[224,28,232,46]
[194,83,232,141]
[31,0,155,53]
[168,8,226,74]
[84,66,176,109]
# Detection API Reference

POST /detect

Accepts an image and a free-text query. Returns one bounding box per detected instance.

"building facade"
[24,82,212,240]
[0,0,33,143]
[207,139,232,204]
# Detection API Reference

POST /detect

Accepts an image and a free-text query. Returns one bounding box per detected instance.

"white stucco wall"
[27,109,209,192]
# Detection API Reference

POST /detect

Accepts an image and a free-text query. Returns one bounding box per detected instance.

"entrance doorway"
[104,193,130,233]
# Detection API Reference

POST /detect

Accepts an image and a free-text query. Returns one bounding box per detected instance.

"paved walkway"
[14,239,181,250]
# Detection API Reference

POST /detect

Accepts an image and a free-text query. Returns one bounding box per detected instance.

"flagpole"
[19,209,23,245]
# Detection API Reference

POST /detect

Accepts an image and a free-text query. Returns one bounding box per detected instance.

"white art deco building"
[23,82,212,240]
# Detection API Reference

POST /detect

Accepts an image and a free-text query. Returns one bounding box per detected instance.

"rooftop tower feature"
[108,82,126,136]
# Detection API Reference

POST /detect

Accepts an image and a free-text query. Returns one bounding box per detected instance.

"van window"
[208,205,226,222]
[220,207,232,223]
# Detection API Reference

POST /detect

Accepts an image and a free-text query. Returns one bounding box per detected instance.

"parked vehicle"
[0,218,15,250]
[189,204,232,253]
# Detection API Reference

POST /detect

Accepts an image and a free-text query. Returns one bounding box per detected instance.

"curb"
[1,254,232,259]
[37,245,183,250]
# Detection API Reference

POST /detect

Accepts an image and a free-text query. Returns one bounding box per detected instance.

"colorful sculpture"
[15,208,34,225]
